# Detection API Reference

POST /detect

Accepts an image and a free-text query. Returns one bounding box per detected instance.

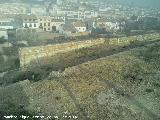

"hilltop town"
[0,0,160,44]
[0,0,160,120]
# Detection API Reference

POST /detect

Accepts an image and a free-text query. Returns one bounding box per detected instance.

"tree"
[0,36,6,44]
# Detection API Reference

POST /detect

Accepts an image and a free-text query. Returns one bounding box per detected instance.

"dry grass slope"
[1,40,160,120]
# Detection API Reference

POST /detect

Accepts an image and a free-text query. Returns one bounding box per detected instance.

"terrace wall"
[19,39,105,69]
[19,33,160,69]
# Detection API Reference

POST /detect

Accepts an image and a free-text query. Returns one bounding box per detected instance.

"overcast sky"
[118,0,160,8]
[1,0,160,8]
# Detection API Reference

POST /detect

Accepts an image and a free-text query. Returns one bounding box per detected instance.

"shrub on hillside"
[2,69,48,85]
[141,43,160,63]
[0,36,6,44]
[0,102,39,120]
[122,61,148,83]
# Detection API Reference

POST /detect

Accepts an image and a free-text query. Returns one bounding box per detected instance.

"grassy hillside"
[1,41,160,120]
[26,38,159,81]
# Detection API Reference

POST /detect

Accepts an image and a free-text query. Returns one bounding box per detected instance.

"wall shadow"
[0,81,39,120]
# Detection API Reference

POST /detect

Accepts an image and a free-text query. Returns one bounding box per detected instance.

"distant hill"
[50,0,159,8]
[0,0,42,4]
[1,0,160,8]
[115,0,160,8]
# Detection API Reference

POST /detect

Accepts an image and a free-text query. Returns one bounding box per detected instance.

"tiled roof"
[96,18,108,23]
[38,16,52,19]
[73,21,86,27]
[62,23,76,32]
[52,19,64,22]
[17,14,38,20]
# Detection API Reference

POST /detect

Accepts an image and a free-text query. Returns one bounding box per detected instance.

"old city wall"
[19,33,160,69]
[19,39,105,69]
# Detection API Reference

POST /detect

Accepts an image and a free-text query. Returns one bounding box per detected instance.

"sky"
[117,0,160,8]
[1,0,160,8]
[36,0,160,8]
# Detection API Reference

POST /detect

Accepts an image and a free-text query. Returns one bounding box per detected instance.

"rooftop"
[52,19,64,22]
[17,14,38,20]
[62,23,76,32]
[73,21,86,27]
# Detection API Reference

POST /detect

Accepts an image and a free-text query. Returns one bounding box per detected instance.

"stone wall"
[19,39,105,69]
[19,33,160,69]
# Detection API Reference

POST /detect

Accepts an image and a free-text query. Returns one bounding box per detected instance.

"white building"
[21,15,39,29]
[84,10,98,19]
[73,21,86,32]
[96,18,120,32]
[51,19,65,31]
[0,29,8,39]
[38,16,64,32]
[23,22,39,29]
[38,16,52,32]
[105,22,120,31]
[0,18,14,30]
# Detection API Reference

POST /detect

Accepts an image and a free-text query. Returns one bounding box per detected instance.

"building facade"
[38,16,53,31]
[38,16,65,32]
[0,18,14,30]
[22,15,39,29]
[73,21,86,32]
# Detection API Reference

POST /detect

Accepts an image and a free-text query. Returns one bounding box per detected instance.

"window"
[44,28,46,31]
[48,23,50,26]
[25,23,28,28]
[44,23,46,26]
[34,24,37,27]
[29,23,32,27]
[40,23,42,26]
[48,28,50,30]
[29,19,31,21]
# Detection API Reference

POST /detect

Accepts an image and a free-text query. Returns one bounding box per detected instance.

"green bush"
[2,69,46,85]
[0,36,6,44]
[123,62,145,83]
[0,102,39,120]
[140,43,160,64]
